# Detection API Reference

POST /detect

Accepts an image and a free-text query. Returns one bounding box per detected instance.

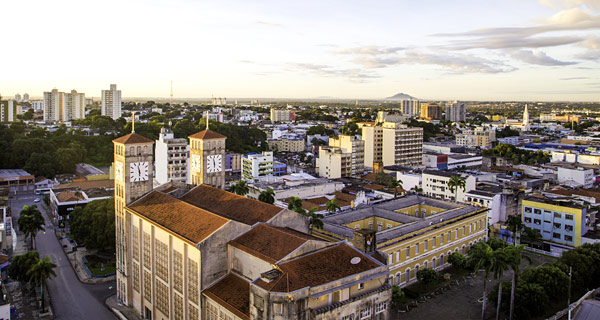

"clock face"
[115,161,124,181]
[191,154,201,172]
[206,155,222,173]
[130,162,149,182]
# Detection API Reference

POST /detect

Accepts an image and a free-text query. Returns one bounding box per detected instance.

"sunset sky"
[2,0,599,101]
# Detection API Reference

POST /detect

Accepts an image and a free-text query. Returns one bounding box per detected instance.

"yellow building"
[267,137,305,153]
[313,195,488,287]
[419,103,442,120]
[316,135,364,178]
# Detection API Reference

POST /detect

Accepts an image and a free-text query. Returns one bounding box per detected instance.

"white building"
[395,172,422,191]
[422,170,476,202]
[382,122,423,167]
[497,136,519,145]
[242,151,274,180]
[101,84,122,120]
[43,88,86,122]
[400,99,420,117]
[31,100,44,111]
[445,101,466,122]
[557,166,594,188]
[270,108,294,123]
[552,151,600,165]
[0,100,16,122]
[155,128,189,185]
[456,127,496,148]
[64,89,86,120]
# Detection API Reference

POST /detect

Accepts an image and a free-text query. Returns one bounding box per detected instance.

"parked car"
[34,198,40,203]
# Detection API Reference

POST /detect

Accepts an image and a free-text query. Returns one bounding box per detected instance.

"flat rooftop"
[0,169,32,178]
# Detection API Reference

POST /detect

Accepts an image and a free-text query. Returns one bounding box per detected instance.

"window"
[273,303,283,315]
[432,237,436,248]
[395,251,400,263]
[554,212,562,219]
[565,225,573,232]
[553,233,561,239]
[462,226,466,237]
[525,207,532,213]
[375,302,387,314]
[448,231,452,242]
[534,219,541,225]
[534,209,542,215]
[254,295,264,311]
[554,223,562,229]
[424,240,428,251]
[440,234,444,245]
[565,214,574,221]
[342,314,355,320]
[358,282,364,290]
[360,307,371,319]
[388,253,393,264]
[415,243,420,255]
[565,235,573,242]
[406,246,410,258]
[524,217,532,223]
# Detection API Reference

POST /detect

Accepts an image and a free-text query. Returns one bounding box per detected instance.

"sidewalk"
[106,294,142,320]
[55,230,116,284]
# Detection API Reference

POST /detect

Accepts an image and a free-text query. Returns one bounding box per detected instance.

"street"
[11,192,116,319]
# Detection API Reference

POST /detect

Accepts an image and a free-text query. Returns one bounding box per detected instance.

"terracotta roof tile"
[203,274,250,320]
[113,133,154,144]
[56,191,85,202]
[255,242,381,292]
[332,192,356,203]
[230,224,322,263]
[180,185,282,225]
[128,190,229,243]
[189,129,227,140]
[54,179,114,191]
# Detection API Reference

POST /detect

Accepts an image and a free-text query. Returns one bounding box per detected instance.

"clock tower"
[189,117,226,189]
[113,132,154,306]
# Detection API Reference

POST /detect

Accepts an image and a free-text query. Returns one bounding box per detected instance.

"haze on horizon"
[2,0,599,102]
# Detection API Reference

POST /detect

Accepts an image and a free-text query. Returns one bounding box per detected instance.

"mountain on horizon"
[385,93,418,100]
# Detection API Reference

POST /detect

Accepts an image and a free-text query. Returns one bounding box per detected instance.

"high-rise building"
[382,122,423,167]
[270,108,295,123]
[0,100,17,122]
[189,120,227,189]
[102,84,122,120]
[31,100,44,111]
[456,127,496,148]
[22,93,29,102]
[242,151,274,180]
[14,93,22,102]
[522,104,530,131]
[317,135,365,179]
[43,88,86,122]
[420,103,443,120]
[401,99,420,117]
[155,128,189,185]
[445,101,466,122]
[359,123,383,169]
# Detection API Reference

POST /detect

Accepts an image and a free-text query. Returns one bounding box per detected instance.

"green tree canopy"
[8,250,40,282]
[70,199,115,252]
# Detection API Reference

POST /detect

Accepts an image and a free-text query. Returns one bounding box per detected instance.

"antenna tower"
[170,80,173,104]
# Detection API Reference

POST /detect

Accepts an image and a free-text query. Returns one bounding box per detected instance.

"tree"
[505,214,523,244]
[487,238,507,251]
[448,175,466,202]
[304,208,324,230]
[387,178,402,198]
[258,189,275,204]
[468,242,497,320]
[391,285,405,307]
[18,205,45,250]
[340,121,359,136]
[417,268,439,290]
[287,197,303,212]
[230,180,249,196]
[374,172,392,186]
[325,198,341,215]
[9,251,40,282]
[513,283,549,319]
[520,264,569,303]
[172,119,198,139]
[69,199,115,252]
[27,256,57,313]
[491,248,510,320]
[448,252,467,270]
[504,244,531,320]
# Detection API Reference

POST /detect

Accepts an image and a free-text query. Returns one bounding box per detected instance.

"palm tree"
[387,178,403,198]
[411,186,423,194]
[448,175,466,202]
[325,198,341,215]
[468,242,497,320]
[492,248,510,320]
[505,214,523,245]
[18,205,45,250]
[258,189,275,204]
[231,180,249,196]
[28,256,57,313]
[287,197,303,212]
[304,208,324,230]
[505,244,531,320]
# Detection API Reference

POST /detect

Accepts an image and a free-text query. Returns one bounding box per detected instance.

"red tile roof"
[255,242,381,292]
[180,185,283,225]
[189,129,226,140]
[56,191,85,202]
[128,190,229,243]
[203,274,250,320]
[54,179,114,191]
[229,224,323,263]
[112,133,154,144]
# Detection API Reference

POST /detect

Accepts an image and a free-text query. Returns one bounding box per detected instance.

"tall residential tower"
[102,84,122,120]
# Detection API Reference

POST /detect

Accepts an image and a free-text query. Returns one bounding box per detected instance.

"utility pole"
[568,266,572,320]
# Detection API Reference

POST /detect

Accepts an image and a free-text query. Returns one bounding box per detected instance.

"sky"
[1,0,599,101]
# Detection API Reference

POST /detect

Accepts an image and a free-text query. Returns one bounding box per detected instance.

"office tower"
[382,122,423,166]
[102,84,122,120]
[401,99,420,117]
[420,103,443,120]
[445,101,466,122]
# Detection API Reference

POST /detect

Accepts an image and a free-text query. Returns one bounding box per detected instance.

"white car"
[34,198,40,203]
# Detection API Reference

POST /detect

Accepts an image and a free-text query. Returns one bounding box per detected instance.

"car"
[33,198,40,203]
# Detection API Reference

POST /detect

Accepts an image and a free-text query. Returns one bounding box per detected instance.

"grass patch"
[84,254,116,276]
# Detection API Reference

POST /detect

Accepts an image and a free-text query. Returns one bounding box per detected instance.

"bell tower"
[189,112,226,189]
[113,131,154,306]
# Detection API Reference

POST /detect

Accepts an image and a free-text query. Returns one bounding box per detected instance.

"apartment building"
[456,127,496,148]
[317,135,365,179]
[422,170,476,202]
[64,90,86,120]
[43,88,86,122]
[360,122,383,169]
[314,195,488,287]
[267,137,305,153]
[522,196,594,248]
[445,101,466,122]
[0,100,16,122]
[382,122,423,167]
[155,127,189,185]
[242,151,274,180]
[401,99,420,117]
[270,108,295,123]
[102,84,122,120]
[420,103,442,120]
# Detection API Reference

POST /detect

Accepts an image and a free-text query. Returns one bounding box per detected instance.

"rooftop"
[0,169,32,178]
[189,129,227,140]
[128,190,229,243]
[112,133,154,144]
[53,179,114,191]
[254,242,383,292]
[203,274,250,320]
[56,190,86,202]
[180,185,283,225]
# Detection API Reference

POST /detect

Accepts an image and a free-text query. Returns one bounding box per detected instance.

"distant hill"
[385,93,418,100]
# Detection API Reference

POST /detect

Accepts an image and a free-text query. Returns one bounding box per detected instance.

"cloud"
[399,51,517,74]
[560,76,590,79]
[445,35,584,50]
[252,21,282,28]
[546,7,597,24]
[581,36,600,49]
[288,63,379,82]
[510,49,577,65]
[576,50,600,59]
[334,46,405,55]
[538,0,600,12]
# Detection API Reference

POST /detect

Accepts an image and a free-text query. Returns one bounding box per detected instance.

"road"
[11,192,116,319]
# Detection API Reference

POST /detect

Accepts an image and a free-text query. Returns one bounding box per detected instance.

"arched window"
[432,257,437,268]
[395,272,401,285]
[424,261,428,269]
[406,269,411,283]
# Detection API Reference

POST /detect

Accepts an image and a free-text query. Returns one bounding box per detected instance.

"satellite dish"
[350,257,361,265]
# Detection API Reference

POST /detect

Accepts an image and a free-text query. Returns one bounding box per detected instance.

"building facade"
[102,84,122,120]
[401,99,420,117]
[557,166,594,188]
[0,100,16,122]
[422,170,476,202]
[360,123,383,169]
[445,101,466,122]
[267,137,305,153]
[155,128,189,185]
[420,103,442,120]
[189,127,227,189]
[382,122,423,167]
[43,88,86,122]
[270,108,295,123]
[317,135,365,179]
[242,151,274,180]
[456,127,496,148]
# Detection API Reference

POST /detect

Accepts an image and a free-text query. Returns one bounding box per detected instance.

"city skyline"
[2,0,599,101]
